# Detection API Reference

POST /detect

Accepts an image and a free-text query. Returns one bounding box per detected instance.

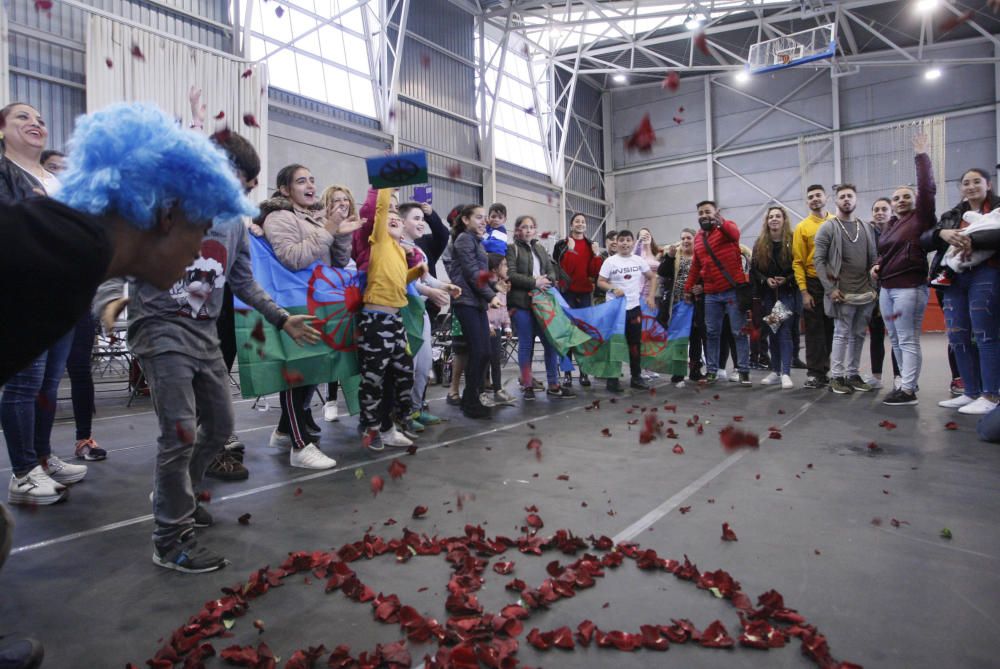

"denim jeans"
[453,305,490,408]
[879,286,929,393]
[943,264,1000,398]
[512,307,559,387]
[411,312,432,407]
[761,292,794,375]
[704,289,749,374]
[1,331,73,477]
[142,351,233,549]
[830,301,875,379]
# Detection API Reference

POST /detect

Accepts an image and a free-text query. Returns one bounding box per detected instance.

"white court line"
[9,403,587,555]
[613,393,824,543]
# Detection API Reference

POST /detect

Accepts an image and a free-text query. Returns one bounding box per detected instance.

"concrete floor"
[1,332,998,668]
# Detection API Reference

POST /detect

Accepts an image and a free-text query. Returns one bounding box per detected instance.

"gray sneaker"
[152,529,226,574]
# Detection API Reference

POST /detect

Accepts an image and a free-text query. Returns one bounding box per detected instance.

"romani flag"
[234,235,425,408]
[530,289,692,378]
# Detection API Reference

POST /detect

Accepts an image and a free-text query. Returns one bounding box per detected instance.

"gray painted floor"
[1,333,997,668]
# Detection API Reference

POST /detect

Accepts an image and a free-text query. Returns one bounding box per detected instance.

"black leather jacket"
[921,193,1000,277]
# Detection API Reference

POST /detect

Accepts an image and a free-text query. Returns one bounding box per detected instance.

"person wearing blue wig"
[0,102,258,385]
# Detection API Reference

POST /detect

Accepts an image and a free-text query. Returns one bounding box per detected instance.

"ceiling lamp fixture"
[685,13,703,30]
[915,0,939,13]
[735,69,750,84]
[924,66,942,81]
[612,73,628,84]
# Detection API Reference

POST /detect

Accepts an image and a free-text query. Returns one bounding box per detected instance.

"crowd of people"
[2,95,1000,667]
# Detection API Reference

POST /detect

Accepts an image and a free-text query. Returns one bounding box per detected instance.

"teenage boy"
[96,131,323,574]
[482,202,509,255]
[553,213,603,386]
[597,229,657,392]
[683,201,752,385]
[813,184,879,396]
[399,202,462,429]
[793,184,836,388]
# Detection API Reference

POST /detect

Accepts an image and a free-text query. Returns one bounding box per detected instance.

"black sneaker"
[192,504,213,528]
[205,450,249,482]
[792,358,807,369]
[738,371,752,386]
[547,386,576,398]
[689,369,704,382]
[883,389,918,406]
[829,377,853,394]
[462,400,492,419]
[579,373,591,387]
[563,372,573,388]
[803,376,824,389]
[606,378,623,393]
[705,372,717,384]
[522,387,536,401]
[630,377,649,390]
[153,530,226,573]
[0,637,44,669]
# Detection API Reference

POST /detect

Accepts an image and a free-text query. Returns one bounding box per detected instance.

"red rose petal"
[719,425,759,452]
[721,522,738,541]
[241,68,253,78]
[130,43,145,60]
[447,164,462,179]
[601,427,612,437]
[945,421,958,430]
[214,110,225,120]
[242,113,260,128]
[661,71,680,91]
[250,318,266,342]
[679,506,691,514]
[196,490,211,503]
[238,513,251,525]
[412,505,428,518]
[274,6,284,18]
[281,367,304,385]
[556,474,570,481]
[175,421,194,444]
[672,444,684,454]
[526,438,542,461]
[624,113,656,153]
[526,513,544,529]
[940,9,975,35]
[673,115,684,124]
[700,620,735,648]
[370,475,384,497]
[879,419,897,430]
[105,57,113,68]
[388,458,407,480]
[294,487,303,496]
[694,32,710,56]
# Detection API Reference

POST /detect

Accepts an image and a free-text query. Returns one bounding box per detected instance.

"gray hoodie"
[94,220,288,360]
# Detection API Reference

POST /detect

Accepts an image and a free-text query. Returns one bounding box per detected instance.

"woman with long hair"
[751,206,798,389]
[0,102,88,505]
[259,164,350,468]
[867,197,900,389]
[925,167,1000,415]
[656,228,697,385]
[318,184,359,423]
[445,204,502,418]
[506,215,574,400]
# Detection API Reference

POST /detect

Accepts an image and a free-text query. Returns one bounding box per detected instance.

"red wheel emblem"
[570,318,604,357]
[307,266,362,351]
[640,313,668,357]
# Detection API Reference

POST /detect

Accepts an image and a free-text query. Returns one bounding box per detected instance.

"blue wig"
[55,103,258,229]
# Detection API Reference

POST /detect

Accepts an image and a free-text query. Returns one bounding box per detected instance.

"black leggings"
[868,307,900,378]
[66,313,97,441]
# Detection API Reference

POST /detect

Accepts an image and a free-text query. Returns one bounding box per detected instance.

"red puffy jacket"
[684,220,746,295]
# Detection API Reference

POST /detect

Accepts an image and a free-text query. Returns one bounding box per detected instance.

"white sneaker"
[939,395,975,409]
[716,369,728,382]
[958,397,1000,416]
[323,401,339,422]
[289,443,337,470]
[269,430,293,450]
[8,467,66,505]
[43,455,87,485]
[675,380,686,388]
[479,393,496,408]
[781,374,794,389]
[380,426,413,448]
[760,372,780,386]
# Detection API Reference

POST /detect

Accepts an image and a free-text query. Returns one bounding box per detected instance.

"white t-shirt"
[598,253,650,309]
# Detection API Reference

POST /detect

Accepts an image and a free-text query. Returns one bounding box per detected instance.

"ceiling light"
[735,69,750,84]
[924,67,942,80]
[612,73,628,83]
[915,0,939,13]
[685,15,703,30]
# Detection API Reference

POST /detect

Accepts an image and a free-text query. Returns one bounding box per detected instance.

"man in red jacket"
[684,200,752,385]
[553,213,603,386]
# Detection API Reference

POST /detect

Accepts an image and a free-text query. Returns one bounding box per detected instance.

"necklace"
[836,217,860,244]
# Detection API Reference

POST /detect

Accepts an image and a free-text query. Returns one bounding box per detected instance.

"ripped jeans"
[943,263,1000,398]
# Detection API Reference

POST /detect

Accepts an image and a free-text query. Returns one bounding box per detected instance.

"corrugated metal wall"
[5,0,231,149]
[556,69,606,238]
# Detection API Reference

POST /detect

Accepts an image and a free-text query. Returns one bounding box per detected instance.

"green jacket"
[506,238,557,310]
